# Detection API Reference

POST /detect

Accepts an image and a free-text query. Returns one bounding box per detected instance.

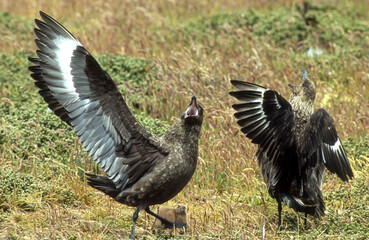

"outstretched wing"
[29,11,169,190]
[229,80,299,193]
[299,108,353,181]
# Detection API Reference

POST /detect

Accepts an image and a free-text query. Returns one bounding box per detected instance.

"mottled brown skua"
[229,69,353,228]
[29,11,203,239]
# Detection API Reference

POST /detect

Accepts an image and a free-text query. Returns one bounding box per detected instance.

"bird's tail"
[85,173,120,199]
[281,188,325,217]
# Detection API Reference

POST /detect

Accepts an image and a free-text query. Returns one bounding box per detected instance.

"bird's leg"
[145,207,187,229]
[277,200,282,229]
[304,212,308,229]
[129,208,140,240]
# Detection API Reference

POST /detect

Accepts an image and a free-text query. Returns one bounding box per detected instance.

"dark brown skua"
[28,11,203,239]
[229,69,353,228]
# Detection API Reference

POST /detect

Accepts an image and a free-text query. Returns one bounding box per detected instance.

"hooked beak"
[301,68,308,80]
[185,96,198,118]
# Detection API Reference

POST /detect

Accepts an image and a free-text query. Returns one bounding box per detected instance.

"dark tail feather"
[85,173,120,199]
[312,190,325,217]
[281,192,325,217]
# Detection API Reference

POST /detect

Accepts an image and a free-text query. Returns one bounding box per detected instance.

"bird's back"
[111,120,200,207]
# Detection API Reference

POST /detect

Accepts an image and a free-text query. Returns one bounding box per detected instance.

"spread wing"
[229,81,299,192]
[28,11,169,190]
[299,108,353,181]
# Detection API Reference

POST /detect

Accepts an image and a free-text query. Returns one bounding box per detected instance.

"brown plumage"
[28,11,203,239]
[229,69,353,228]
[153,205,187,229]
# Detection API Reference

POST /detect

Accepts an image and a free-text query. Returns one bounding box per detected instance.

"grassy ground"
[1,0,369,239]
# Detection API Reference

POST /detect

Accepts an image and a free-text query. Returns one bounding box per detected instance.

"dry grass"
[1,0,369,239]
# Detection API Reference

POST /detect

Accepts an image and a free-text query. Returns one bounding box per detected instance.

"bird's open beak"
[185,96,198,118]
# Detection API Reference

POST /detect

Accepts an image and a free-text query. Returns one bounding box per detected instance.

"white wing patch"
[322,138,345,163]
[54,37,81,92]
[330,139,341,151]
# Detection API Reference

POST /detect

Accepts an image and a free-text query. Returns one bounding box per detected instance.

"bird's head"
[288,69,316,102]
[182,96,204,126]
[175,205,187,214]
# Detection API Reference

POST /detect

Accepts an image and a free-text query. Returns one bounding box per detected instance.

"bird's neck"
[161,120,201,165]
[289,95,314,135]
[161,120,201,146]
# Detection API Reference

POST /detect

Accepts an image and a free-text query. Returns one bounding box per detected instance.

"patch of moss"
[344,136,369,160]
[179,2,369,54]
[0,168,39,196]
[96,53,156,90]
[0,51,35,101]
[135,112,169,137]
[95,53,159,111]
[0,101,75,168]
[0,168,40,211]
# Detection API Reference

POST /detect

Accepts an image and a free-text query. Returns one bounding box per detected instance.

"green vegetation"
[97,53,160,113]
[180,2,369,51]
[96,53,156,89]
[1,0,368,239]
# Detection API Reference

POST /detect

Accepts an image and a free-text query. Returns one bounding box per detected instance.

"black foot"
[129,208,140,239]
[277,200,282,230]
[161,219,187,229]
[304,212,309,229]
